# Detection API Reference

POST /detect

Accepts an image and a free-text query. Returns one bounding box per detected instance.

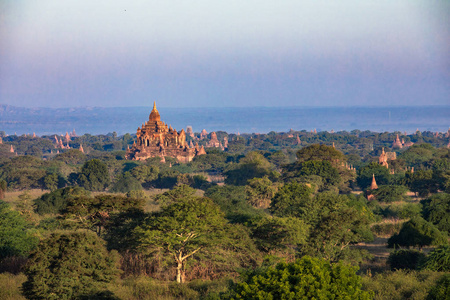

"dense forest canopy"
[0,128,449,299]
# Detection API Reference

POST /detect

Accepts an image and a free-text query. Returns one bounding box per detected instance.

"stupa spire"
[149,101,161,121]
[370,174,378,190]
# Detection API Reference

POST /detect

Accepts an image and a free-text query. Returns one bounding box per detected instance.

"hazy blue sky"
[0,0,448,108]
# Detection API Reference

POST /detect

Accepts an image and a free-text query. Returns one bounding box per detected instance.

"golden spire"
[149,101,161,121]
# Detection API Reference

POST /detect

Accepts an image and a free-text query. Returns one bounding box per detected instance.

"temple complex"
[125,102,203,163]
[54,136,70,149]
[70,129,77,137]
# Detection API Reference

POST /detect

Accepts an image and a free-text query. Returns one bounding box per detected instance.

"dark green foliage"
[405,170,440,197]
[357,162,391,190]
[0,156,46,190]
[153,184,196,206]
[78,159,110,191]
[134,197,230,282]
[110,173,142,193]
[22,231,119,300]
[250,216,309,252]
[228,256,372,299]
[53,149,87,164]
[0,180,5,199]
[399,143,435,168]
[382,202,422,219]
[301,193,374,262]
[283,160,341,189]
[388,217,448,248]
[372,185,408,203]
[270,186,373,262]
[427,274,450,300]
[0,200,38,259]
[205,185,265,224]
[151,168,180,188]
[295,144,345,163]
[420,245,450,272]
[34,186,90,215]
[388,249,426,270]
[188,151,228,173]
[225,151,277,186]
[269,182,313,219]
[42,172,66,191]
[104,208,148,252]
[64,194,144,234]
[422,193,450,234]
[361,269,445,300]
[245,176,276,208]
[129,164,159,183]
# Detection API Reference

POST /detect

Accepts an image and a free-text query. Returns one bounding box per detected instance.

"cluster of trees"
[1,129,449,299]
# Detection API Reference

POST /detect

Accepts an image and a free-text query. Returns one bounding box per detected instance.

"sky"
[0,0,449,108]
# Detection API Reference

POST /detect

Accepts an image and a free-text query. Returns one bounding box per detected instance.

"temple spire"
[149,101,161,121]
[370,174,378,190]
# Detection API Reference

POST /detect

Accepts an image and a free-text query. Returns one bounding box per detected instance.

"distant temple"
[125,102,204,162]
[206,132,221,148]
[186,126,195,138]
[392,134,403,149]
[378,148,389,168]
[378,147,396,169]
[370,174,378,190]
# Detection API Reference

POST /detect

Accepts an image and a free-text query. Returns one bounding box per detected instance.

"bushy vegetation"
[22,231,120,300]
[1,130,449,299]
[227,256,373,299]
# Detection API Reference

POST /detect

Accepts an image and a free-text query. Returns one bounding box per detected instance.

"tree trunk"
[176,261,183,283]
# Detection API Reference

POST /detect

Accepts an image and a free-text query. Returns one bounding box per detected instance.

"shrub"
[420,245,450,272]
[372,185,408,203]
[421,193,450,235]
[228,256,372,299]
[382,202,421,219]
[427,274,450,300]
[34,186,89,215]
[388,217,448,249]
[388,249,426,270]
[362,270,444,300]
[0,273,27,300]
[110,174,143,193]
[22,231,120,300]
[371,220,404,237]
[0,200,38,259]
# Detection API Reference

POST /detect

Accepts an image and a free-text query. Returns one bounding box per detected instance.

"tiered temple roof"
[126,102,204,162]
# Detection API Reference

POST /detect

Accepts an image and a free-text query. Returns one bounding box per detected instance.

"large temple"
[125,102,203,162]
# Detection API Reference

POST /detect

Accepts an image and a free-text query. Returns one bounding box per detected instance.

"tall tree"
[22,231,119,300]
[295,144,345,164]
[0,200,38,259]
[78,159,110,191]
[134,197,228,283]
